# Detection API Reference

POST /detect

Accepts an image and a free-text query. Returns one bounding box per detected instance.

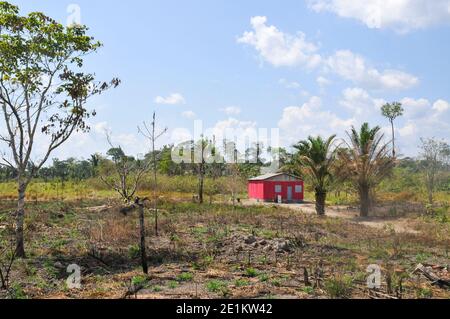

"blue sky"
[5,0,450,159]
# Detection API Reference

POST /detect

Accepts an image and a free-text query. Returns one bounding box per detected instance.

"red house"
[248,173,304,203]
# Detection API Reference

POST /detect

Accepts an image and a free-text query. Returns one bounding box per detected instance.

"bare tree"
[101,134,149,204]
[194,136,211,204]
[100,136,151,274]
[223,140,244,208]
[419,138,450,205]
[138,112,167,236]
[0,3,120,257]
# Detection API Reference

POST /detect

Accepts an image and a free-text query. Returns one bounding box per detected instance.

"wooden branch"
[413,264,450,289]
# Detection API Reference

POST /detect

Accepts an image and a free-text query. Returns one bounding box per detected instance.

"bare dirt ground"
[1,199,449,299]
[243,200,421,234]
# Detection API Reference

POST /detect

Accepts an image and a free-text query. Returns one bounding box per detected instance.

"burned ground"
[0,199,449,299]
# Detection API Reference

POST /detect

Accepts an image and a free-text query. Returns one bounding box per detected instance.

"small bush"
[128,244,140,259]
[206,280,228,294]
[131,275,148,287]
[244,268,258,277]
[324,275,353,299]
[416,287,433,299]
[177,272,194,282]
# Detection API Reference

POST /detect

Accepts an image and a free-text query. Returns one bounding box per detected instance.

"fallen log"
[413,264,450,289]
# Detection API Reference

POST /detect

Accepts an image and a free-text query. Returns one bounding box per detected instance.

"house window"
[295,185,303,193]
[275,185,282,193]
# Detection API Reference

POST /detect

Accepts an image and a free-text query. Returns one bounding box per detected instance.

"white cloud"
[392,97,450,155]
[237,16,322,68]
[433,99,450,113]
[170,128,193,144]
[94,121,111,135]
[154,93,186,105]
[279,78,301,89]
[220,106,242,116]
[278,96,355,144]
[308,0,450,33]
[339,87,385,116]
[317,76,331,88]
[239,17,418,91]
[400,97,430,118]
[327,50,419,90]
[398,123,416,137]
[182,110,196,119]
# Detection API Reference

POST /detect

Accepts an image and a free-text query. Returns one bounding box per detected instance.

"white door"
[287,186,293,202]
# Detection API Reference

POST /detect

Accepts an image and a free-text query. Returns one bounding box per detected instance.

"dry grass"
[1,197,449,299]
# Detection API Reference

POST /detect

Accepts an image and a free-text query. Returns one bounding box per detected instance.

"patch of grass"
[234,279,251,287]
[151,285,163,292]
[131,275,148,287]
[324,275,353,299]
[270,278,282,287]
[9,283,28,299]
[177,272,194,282]
[258,274,269,282]
[416,287,433,299]
[167,281,179,289]
[206,280,228,294]
[415,252,432,263]
[302,286,314,295]
[244,267,259,278]
[128,244,140,259]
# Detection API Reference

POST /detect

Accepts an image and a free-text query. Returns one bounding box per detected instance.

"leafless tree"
[223,140,244,208]
[194,136,211,204]
[100,134,151,274]
[138,112,167,236]
[419,138,450,205]
[100,134,149,204]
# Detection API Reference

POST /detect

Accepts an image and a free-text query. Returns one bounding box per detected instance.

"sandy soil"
[243,200,420,234]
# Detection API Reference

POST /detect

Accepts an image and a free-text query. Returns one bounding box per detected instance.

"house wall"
[248,180,304,202]
[248,181,265,200]
[263,181,304,202]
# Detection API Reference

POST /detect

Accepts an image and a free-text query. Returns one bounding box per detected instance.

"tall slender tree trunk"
[315,190,326,216]
[152,130,158,236]
[198,162,204,204]
[359,184,370,217]
[391,120,396,158]
[15,180,27,258]
[137,202,148,274]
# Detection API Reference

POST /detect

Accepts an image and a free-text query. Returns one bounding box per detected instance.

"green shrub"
[131,275,148,287]
[244,268,258,277]
[416,287,433,299]
[324,275,353,299]
[177,272,194,282]
[206,280,228,294]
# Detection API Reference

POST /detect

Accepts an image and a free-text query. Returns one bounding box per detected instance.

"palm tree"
[337,123,394,217]
[294,135,337,216]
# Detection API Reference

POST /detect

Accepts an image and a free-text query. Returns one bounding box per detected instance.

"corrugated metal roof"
[248,173,301,181]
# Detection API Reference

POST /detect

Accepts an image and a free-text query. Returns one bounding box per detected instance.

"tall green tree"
[294,135,337,216]
[381,102,404,158]
[0,2,119,257]
[337,123,395,217]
